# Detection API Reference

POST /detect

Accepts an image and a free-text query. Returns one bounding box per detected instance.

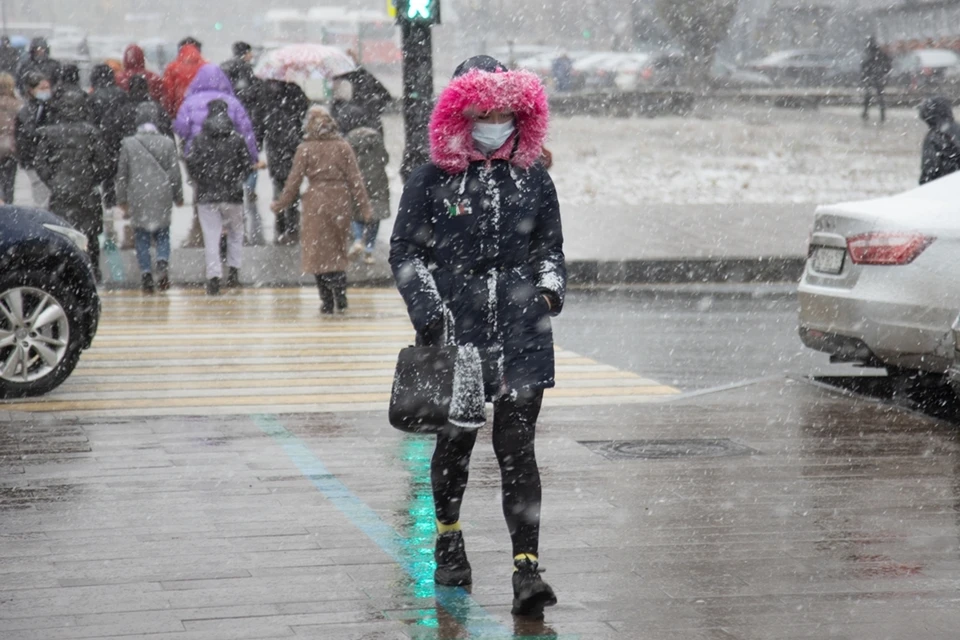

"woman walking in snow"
[389,55,565,618]
[271,106,372,314]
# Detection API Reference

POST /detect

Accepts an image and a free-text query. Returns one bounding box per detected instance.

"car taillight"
[641,66,654,80]
[846,232,935,265]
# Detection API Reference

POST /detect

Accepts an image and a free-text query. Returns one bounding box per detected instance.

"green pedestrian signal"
[396,0,440,24]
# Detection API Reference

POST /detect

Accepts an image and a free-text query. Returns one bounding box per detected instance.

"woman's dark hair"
[452,55,507,78]
[178,36,202,52]
[90,64,116,89]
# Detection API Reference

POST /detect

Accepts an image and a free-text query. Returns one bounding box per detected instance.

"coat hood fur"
[429,68,548,174]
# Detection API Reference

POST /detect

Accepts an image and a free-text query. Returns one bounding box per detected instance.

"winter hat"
[233,41,252,57]
[135,102,160,127]
[305,106,340,140]
[335,102,367,133]
[920,96,954,128]
[452,55,507,78]
[128,74,149,102]
[429,57,549,173]
[91,64,116,89]
[23,71,44,92]
[206,99,229,118]
[61,65,81,86]
[178,36,202,52]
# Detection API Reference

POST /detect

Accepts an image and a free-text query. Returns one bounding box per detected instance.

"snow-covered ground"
[542,103,924,207]
[13,103,927,249]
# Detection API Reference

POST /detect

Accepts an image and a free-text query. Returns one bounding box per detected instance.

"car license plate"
[811,247,845,274]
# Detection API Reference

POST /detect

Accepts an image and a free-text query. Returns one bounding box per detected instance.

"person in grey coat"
[116,103,184,293]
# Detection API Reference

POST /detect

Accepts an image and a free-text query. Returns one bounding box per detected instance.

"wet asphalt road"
[554,285,866,391]
[5,286,960,639]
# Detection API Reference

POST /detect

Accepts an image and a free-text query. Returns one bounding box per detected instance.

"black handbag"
[389,311,485,434]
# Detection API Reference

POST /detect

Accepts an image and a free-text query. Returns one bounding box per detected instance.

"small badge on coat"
[445,199,473,217]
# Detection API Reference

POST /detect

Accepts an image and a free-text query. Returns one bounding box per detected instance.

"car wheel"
[0,271,84,399]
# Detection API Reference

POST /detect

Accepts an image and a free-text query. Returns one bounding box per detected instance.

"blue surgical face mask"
[472,120,515,154]
[34,90,51,102]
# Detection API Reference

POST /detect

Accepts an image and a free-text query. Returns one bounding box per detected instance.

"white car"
[798,172,960,374]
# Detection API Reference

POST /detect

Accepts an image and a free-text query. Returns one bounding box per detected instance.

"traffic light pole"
[399,19,433,182]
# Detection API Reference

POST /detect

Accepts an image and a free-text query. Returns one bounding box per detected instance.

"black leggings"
[432,388,543,557]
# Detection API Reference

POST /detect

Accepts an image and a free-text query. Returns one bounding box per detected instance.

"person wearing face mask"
[389,55,565,619]
[14,72,53,207]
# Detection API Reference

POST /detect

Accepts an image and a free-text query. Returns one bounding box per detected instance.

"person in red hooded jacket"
[116,44,163,103]
[160,38,206,118]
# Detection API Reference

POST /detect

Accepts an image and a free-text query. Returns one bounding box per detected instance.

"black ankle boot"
[226,266,240,289]
[156,260,170,291]
[141,272,155,294]
[206,277,220,296]
[435,531,472,586]
[511,557,557,618]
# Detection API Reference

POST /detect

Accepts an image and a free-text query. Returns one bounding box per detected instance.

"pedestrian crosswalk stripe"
[1,289,680,417]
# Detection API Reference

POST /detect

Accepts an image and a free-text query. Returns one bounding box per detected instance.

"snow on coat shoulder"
[429,69,549,174]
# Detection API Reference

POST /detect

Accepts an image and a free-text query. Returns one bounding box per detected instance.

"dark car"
[0,206,100,398]
[747,49,847,87]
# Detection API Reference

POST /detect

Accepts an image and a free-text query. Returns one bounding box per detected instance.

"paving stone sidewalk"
[3,379,960,639]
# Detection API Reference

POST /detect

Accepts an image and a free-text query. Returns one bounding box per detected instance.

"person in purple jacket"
[174,64,260,247]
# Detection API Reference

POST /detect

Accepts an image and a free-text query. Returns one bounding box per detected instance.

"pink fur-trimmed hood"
[430,68,549,174]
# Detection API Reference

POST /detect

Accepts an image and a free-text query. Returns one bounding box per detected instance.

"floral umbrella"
[255,44,357,84]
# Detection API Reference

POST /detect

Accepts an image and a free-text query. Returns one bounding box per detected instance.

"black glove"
[418,317,445,346]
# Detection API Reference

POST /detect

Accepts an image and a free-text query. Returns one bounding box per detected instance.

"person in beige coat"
[271,106,372,313]
[0,73,21,204]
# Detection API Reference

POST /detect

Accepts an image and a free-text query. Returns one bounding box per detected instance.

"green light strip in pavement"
[255,414,575,639]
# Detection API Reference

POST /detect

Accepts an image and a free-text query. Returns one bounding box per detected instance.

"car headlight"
[43,224,89,252]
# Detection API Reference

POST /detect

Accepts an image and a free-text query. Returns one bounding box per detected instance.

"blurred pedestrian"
[175,63,259,249]
[389,55,564,618]
[221,41,267,246]
[102,74,174,250]
[16,38,61,95]
[861,36,892,123]
[88,64,127,217]
[161,38,205,119]
[333,66,391,136]
[116,44,164,103]
[919,96,960,184]
[552,52,573,92]
[184,100,253,295]
[89,64,126,128]
[48,64,90,124]
[116,103,183,294]
[34,90,111,282]
[14,72,52,207]
[0,74,21,205]
[338,103,390,265]
[271,106,372,314]
[0,37,20,76]
[262,79,309,245]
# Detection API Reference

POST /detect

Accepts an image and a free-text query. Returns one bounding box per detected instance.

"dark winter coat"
[47,71,91,127]
[919,97,960,185]
[88,65,127,128]
[221,55,266,149]
[390,65,565,396]
[16,38,62,94]
[334,67,391,134]
[184,104,251,204]
[861,40,892,85]
[174,64,258,161]
[345,126,390,221]
[34,92,111,235]
[0,42,20,76]
[14,98,48,169]
[101,76,172,171]
[262,80,310,183]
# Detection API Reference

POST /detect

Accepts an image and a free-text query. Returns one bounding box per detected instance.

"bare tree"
[654,0,739,88]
